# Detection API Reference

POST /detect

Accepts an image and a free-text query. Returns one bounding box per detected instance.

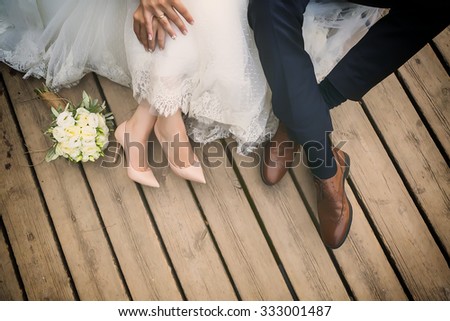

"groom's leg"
[249,0,352,249]
[325,4,449,103]
[248,0,337,179]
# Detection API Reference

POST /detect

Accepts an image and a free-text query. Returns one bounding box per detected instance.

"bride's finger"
[150,17,158,52]
[143,9,154,41]
[133,12,144,46]
[172,1,194,26]
[157,24,166,50]
[139,24,150,51]
[163,6,189,36]
[155,11,177,40]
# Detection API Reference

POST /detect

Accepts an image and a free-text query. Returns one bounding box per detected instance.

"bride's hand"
[133,0,194,47]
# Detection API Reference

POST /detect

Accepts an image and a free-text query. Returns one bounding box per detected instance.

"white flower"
[82,138,97,147]
[80,126,97,141]
[59,140,81,160]
[88,113,99,128]
[96,114,110,135]
[52,126,67,142]
[67,136,82,149]
[82,144,100,156]
[96,133,109,150]
[56,111,75,128]
[77,114,90,127]
[70,150,82,160]
[81,144,100,162]
[98,114,106,128]
[75,107,90,117]
[64,125,82,139]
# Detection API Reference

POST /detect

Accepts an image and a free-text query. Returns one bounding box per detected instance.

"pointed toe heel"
[154,123,206,184]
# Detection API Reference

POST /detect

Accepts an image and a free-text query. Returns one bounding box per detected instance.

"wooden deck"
[0,28,449,301]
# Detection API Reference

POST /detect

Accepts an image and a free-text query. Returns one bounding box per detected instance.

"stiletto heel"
[114,121,160,188]
[154,121,206,184]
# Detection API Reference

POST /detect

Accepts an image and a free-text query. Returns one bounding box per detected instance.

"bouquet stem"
[35,86,68,109]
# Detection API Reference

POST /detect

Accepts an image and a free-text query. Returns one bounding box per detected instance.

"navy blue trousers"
[248,0,450,146]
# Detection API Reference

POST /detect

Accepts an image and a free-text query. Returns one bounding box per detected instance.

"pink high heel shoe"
[114,121,160,188]
[154,121,206,184]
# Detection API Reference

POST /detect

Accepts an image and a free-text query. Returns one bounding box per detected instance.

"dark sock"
[319,77,347,109]
[303,135,337,179]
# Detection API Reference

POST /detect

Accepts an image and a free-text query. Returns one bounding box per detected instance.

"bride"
[0,0,385,187]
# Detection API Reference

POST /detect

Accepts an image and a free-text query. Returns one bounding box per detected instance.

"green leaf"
[51,107,60,118]
[45,147,59,162]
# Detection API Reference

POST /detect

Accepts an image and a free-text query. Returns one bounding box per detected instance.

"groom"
[134,0,449,249]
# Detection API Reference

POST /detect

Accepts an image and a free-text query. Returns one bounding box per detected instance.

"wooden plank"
[0,74,74,300]
[363,74,450,255]
[433,26,450,67]
[0,220,25,300]
[398,45,450,158]
[292,156,407,300]
[190,143,292,300]
[98,77,237,300]
[227,141,349,300]
[2,66,129,300]
[331,101,450,300]
[58,75,182,300]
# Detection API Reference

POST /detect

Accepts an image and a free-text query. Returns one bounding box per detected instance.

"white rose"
[88,113,99,128]
[67,136,82,149]
[56,111,75,128]
[52,126,67,142]
[96,133,109,150]
[76,114,90,127]
[80,126,97,141]
[81,144,100,162]
[70,150,82,161]
[82,144,99,156]
[82,138,97,147]
[64,125,82,139]
[60,141,80,159]
[75,107,90,117]
[98,114,106,128]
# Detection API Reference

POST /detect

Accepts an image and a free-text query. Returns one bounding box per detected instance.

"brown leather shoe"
[314,148,352,249]
[261,123,299,185]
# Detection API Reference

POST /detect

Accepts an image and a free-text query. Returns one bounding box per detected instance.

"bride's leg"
[154,109,206,183]
[120,100,157,171]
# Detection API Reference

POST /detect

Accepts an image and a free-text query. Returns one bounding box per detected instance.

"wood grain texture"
[292,156,407,300]
[59,75,182,300]
[0,221,24,300]
[363,74,450,255]
[191,143,292,300]
[0,72,74,300]
[228,140,349,300]
[433,27,450,67]
[398,45,450,158]
[98,77,236,300]
[331,101,450,300]
[2,68,128,300]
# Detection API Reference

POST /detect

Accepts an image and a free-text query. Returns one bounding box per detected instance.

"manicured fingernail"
[148,34,153,41]
[182,29,188,35]
[190,19,195,25]
[171,35,177,40]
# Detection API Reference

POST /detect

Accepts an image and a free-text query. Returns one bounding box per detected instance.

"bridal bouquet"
[36,87,114,163]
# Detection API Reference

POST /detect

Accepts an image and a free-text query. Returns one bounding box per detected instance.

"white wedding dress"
[0,0,385,152]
